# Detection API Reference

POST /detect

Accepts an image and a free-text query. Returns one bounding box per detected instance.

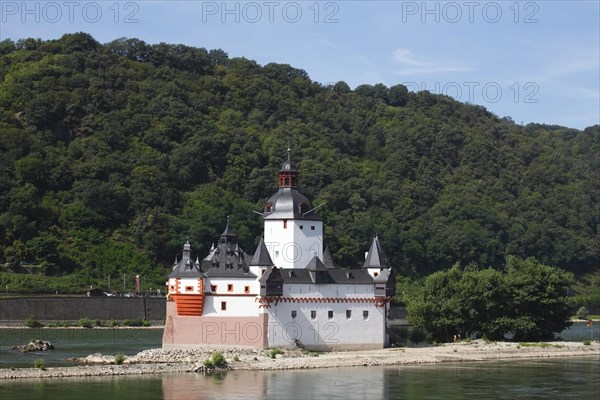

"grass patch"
[34,358,45,369]
[114,352,125,365]
[301,349,322,357]
[518,342,564,349]
[203,352,227,369]
[268,348,284,359]
[78,317,93,328]
[25,316,43,328]
[122,317,150,327]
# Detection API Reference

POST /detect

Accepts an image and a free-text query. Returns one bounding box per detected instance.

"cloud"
[392,48,473,75]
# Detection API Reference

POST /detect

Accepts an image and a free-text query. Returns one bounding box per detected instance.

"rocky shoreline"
[1,340,599,380]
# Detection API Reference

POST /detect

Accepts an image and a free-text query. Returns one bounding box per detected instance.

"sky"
[1,1,599,129]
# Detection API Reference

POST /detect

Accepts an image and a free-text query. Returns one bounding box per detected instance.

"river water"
[0,323,598,399]
[0,359,598,399]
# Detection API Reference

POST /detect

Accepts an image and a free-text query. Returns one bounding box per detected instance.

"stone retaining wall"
[0,297,166,321]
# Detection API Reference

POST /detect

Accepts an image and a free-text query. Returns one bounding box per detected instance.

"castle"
[162,150,395,350]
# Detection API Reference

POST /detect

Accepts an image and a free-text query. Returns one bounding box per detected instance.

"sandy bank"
[1,340,598,380]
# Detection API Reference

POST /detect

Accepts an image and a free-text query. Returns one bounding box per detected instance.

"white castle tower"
[263,148,323,269]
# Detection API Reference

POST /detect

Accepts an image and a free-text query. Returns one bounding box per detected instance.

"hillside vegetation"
[0,33,598,293]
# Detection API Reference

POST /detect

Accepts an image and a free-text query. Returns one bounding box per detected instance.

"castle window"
[299,225,303,230]
[185,286,193,292]
[227,284,233,292]
[374,272,379,277]
[244,286,250,294]
[311,226,315,231]
[328,310,333,319]
[265,202,272,212]
[311,310,317,320]
[283,220,287,229]
[221,301,227,311]
[300,203,308,214]
[346,310,352,319]
[170,285,175,291]
[291,310,297,318]
[363,310,369,320]
[211,285,217,292]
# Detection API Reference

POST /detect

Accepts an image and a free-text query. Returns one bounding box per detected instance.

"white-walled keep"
[264,219,323,269]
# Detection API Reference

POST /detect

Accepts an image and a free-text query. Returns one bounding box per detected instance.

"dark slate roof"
[263,188,322,220]
[362,236,392,269]
[201,241,257,278]
[182,223,257,278]
[250,238,273,266]
[322,247,337,269]
[259,265,284,284]
[305,255,328,271]
[374,268,392,283]
[280,269,375,284]
[169,242,204,278]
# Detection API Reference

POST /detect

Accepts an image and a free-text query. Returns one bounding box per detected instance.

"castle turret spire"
[278,146,298,188]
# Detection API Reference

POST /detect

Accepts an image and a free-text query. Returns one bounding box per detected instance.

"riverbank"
[1,340,598,380]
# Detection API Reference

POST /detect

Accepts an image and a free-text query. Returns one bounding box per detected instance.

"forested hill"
[0,33,598,288]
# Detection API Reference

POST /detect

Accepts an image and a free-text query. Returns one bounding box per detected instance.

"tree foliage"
[406,257,574,342]
[0,34,598,292]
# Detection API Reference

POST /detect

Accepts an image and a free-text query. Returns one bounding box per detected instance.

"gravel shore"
[1,340,598,380]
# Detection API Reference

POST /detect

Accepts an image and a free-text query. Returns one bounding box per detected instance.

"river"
[0,323,598,399]
[0,359,598,399]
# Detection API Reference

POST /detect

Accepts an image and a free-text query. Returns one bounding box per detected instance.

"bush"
[95,319,104,327]
[34,358,45,369]
[79,317,93,328]
[202,359,214,368]
[123,318,150,327]
[583,339,591,345]
[211,351,226,367]
[25,316,43,328]
[115,352,125,365]
[268,348,284,359]
[576,306,589,320]
[233,355,240,362]
[409,328,426,345]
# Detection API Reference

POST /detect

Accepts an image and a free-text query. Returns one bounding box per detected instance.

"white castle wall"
[202,277,260,317]
[267,301,385,350]
[264,220,323,269]
[266,282,385,350]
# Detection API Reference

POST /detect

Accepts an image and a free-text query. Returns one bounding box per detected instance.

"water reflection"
[0,359,597,400]
[162,371,267,400]
[158,359,599,400]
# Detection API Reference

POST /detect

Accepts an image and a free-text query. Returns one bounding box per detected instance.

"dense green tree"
[0,33,597,294]
[406,257,573,342]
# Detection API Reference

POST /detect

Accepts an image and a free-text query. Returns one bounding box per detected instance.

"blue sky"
[1,1,599,129]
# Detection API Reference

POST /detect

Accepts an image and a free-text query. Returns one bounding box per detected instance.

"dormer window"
[300,203,308,214]
[265,202,272,212]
